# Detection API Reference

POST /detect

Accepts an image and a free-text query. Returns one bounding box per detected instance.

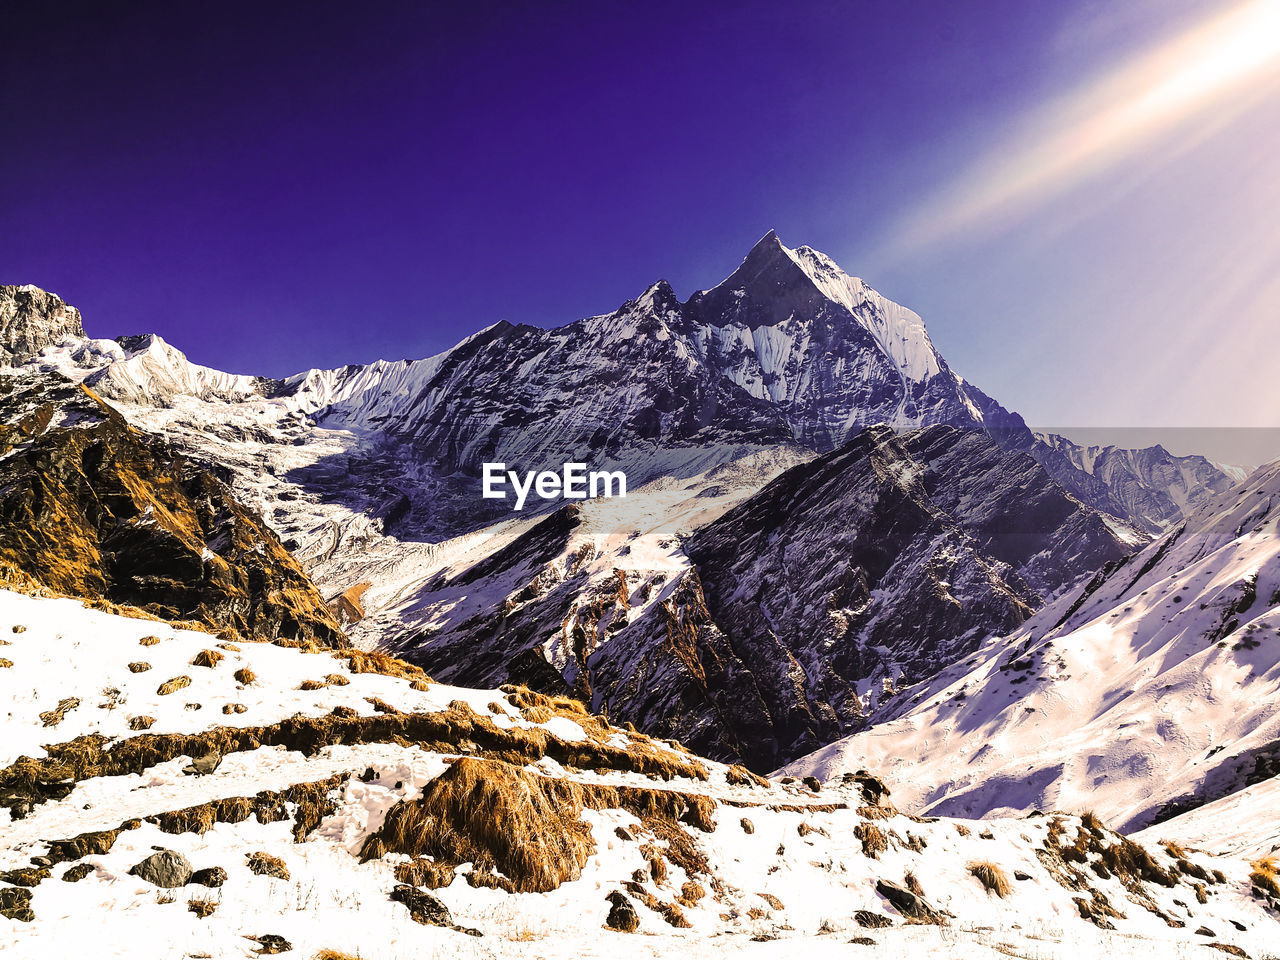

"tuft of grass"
[323,674,350,687]
[187,897,217,918]
[39,697,81,727]
[0,658,12,669]
[127,662,151,673]
[338,648,429,683]
[157,676,191,696]
[725,764,770,788]
[138,636,162,647]
[128,716,156,730]
[233,667,256,685]
[299,679,328,691]
[191,649,223,668]
[968,860,1012,898]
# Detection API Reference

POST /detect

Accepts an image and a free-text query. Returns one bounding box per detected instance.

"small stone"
[390,884,453,926]
[853,910,892,928]
[61,863,94,882]
[183,751,222,776]
[250,934,293,954]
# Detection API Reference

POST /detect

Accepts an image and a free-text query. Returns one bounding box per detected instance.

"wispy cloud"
[883,0,1280,258]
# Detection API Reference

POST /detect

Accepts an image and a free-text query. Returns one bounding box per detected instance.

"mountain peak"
[1,284,87,364]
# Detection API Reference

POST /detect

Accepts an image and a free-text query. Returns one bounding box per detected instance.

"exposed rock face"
[396,425,1134,771]
[0,285,86,364]
[0,388,345,647]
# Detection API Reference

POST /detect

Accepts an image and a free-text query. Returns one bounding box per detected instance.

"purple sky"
[3,1,1278,455]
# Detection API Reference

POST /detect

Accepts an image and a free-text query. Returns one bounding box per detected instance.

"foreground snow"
[2,589,1276,958]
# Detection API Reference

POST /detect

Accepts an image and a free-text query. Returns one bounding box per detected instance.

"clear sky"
[3,1,1278,459]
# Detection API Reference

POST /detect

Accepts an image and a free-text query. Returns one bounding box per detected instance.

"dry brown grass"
[954,823,971,837]
[323,674,350,687]
[312,952,359,960]
[234,667,256,685]
[148,775,347,842]
[247,851,290,880]
[856,803,897,819]
[157,676,191,696]
[0,658,13,669]
[187,897,217,918]
[0,699,707,816]
[138,635,162,646]
[191,649,223,668]
[127,662,150,673]
[128,716,156,730]
[726,764,770,788]
[299,679,328,691]
[360,756,719,895]
[362,757,595,893]
[393,857,457,889]
[854,821,887,858]
[39,697,81,727]
[1252,857,1280,899]
[338,648,429,682]
[968,860,1012,898]
[1162,840,1191,860]
[221,703,247,715]
[676,880,705,907]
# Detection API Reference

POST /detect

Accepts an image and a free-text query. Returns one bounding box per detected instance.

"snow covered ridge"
[2,588,1277,959]
[785,456,1280,838]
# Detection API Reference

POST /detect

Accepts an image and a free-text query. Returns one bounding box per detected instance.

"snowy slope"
[2,587,1276,959]
[785,458,1280,836]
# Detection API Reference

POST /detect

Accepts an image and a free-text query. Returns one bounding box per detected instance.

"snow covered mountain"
[785,455,1280,838]
[1035,432,1244,535]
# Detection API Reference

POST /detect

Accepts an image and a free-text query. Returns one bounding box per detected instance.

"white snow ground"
[2,587,1277,959]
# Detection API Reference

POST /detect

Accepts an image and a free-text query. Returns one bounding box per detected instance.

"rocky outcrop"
[0,388,345,647]
[1,285,86,364]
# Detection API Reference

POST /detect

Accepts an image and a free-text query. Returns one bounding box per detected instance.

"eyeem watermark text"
[482,463,627,510]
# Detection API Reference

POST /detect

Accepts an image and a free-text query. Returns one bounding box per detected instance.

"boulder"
[875,879,942,923]
[129,849,192,888]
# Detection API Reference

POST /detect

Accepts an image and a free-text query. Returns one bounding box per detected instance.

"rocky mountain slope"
[786,455,1280,836]
[375,424,1140,772]
[2,585,1276,959]
[0,383,343,647]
